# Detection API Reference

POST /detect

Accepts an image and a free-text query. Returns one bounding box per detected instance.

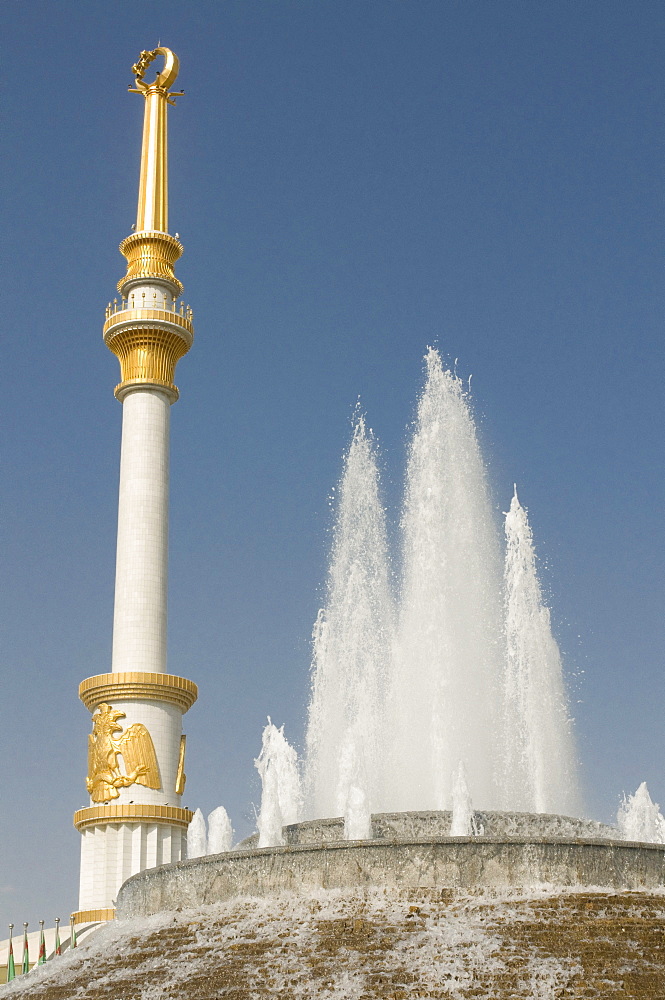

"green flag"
[69,917,77,949]
[38,922,46,965]
[7,926,15,982]
[21,924,29,975]
[54,918,61,957]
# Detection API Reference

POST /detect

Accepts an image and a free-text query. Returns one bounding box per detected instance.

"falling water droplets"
[302,349,580,824]
[304,409,395,818]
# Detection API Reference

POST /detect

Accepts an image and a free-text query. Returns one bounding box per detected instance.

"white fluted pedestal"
[74,672,197,920]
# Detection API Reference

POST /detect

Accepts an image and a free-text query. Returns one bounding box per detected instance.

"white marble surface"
[111,387,170,675]
[78,822,187,911]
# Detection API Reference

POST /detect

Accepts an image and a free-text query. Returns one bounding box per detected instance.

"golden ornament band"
[73,804,194,832]
[106,327,191,400]
[70,908,116,925]
[103,304,193,335]
[117,231,184,295]
[79,672,198,713]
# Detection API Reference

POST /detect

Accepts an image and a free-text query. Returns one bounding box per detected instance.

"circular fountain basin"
[117,811,665,919]
[239,810,618,848]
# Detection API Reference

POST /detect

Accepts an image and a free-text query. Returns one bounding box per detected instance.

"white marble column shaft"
[111,387,171,674]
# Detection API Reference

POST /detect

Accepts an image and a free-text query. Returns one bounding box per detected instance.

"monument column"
[73,47,197,926]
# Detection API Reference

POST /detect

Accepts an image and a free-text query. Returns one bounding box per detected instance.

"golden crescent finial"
[132,46,179,92]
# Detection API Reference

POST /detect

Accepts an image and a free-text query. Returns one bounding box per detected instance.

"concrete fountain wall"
[117,811,665,919]
[242,810,618,846]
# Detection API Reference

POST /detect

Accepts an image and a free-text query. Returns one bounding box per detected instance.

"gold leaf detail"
[86,703,161,803]
[175,734,187,795]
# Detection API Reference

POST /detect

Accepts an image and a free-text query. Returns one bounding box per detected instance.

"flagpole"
[38,920,46,965]
[54,917,61,958]
[22,922,29,975]
[69,915,77,949]
[7,924,15,982]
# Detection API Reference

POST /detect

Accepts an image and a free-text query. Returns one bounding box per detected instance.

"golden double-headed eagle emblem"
[86,703,160,803]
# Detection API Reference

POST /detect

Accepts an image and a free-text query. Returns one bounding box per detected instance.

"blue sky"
[1,0,664,930]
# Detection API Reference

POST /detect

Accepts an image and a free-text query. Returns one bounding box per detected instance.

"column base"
[76,815,189,913]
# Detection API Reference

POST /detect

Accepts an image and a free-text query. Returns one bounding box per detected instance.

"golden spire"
[130,47,182,233]
[114,47,186,297]
[103,47,194,402]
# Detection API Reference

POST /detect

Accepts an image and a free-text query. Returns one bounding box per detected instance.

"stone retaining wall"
[117,837,665,918]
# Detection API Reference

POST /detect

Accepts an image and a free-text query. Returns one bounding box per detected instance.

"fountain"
[206,807,234,855]
[117,349,664,920]
[304,348,579,819]
[387,349,506,813]
[303,410,394,821]
[343,784,372,841]
[255,719,302,847]
[186,808,206,860]
[618,783,665,843]
[502,487,580,814]
[450,761,478,836]
[19,347,665,990]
